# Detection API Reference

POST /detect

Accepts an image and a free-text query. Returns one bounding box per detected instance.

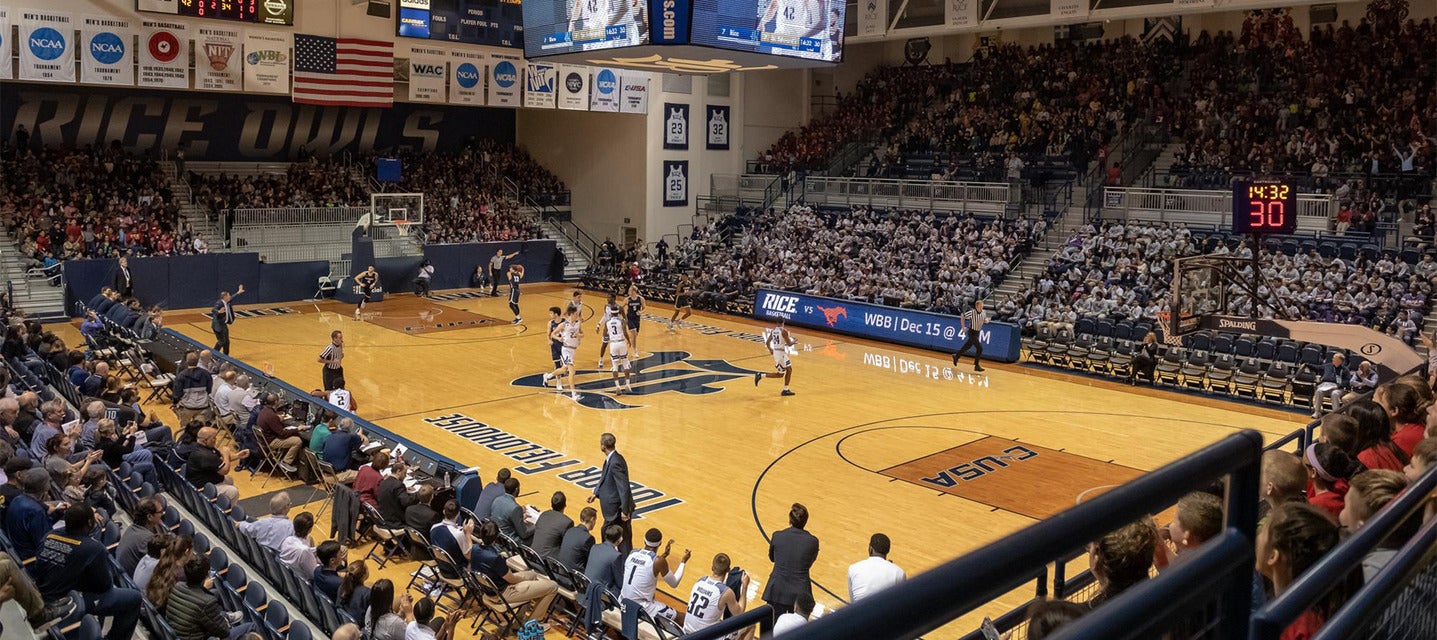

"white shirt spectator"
[405,620,437,640]
[773,613,809,635]
[279,535,319,577]
[847,555,906,601]
[238,515,295,551]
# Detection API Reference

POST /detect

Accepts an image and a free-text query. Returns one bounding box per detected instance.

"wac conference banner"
[0,83,517,160]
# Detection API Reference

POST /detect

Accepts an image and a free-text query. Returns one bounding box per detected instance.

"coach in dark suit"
[761,503,820,635]
[211,285,244,355]
[113,257,134,298]
[588,432,635,553]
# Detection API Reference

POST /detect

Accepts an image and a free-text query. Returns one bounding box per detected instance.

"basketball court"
[84,283,1303,633]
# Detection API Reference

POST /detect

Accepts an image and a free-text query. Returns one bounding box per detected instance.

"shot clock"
[1232,180,1297,234]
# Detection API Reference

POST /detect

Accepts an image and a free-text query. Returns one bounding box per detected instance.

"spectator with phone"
[94,418,158,486]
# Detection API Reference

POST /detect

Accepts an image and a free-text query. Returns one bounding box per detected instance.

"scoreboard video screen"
[523,0,651,56]
[139,0,295,25]
[692,0,845,61]
[398,0,524,49]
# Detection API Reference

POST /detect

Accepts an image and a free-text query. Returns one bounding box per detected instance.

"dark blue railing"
[1313,517,1437,639]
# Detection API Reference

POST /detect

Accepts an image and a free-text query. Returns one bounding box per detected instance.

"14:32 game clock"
[1232,180,1298,235]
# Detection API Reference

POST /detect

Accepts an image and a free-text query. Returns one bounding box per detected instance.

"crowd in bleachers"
[369,145,551,245]
[189,159,369,212]
[0,145,202,266]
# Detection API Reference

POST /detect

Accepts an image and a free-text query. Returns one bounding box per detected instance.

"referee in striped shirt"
[951,300,986,372]
[318,330,345,391]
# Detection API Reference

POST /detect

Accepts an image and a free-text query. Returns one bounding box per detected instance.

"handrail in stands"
[1249,463,1437,639]
[777,430,1264,640]
[1312,516,1437,639]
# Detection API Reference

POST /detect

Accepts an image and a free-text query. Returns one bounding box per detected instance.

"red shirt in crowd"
[353,463,382,507]
[1281,610,1326,640]
[1309,490,1345,520]
[1392,421,1424,457]
[1358,444,1406,472]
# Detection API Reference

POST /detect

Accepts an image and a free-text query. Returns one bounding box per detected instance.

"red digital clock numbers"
[1233,180,1298,234]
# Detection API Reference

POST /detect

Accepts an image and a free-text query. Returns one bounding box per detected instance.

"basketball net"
[393,220,412,238]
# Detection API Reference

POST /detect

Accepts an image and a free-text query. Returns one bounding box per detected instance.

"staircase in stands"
[537,220,591,281]
[161,161,222,247]
[985,195,1087,307]
[0,229,68,322]
[1133,142,1186,188]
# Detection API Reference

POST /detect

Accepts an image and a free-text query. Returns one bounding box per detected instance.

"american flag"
[292,34,394,107]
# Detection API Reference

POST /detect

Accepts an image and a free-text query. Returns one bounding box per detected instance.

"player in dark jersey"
[547,306,565,368]
[669,275,694,333]
[507,264,525,324]
[625,284,645,356]
[355,266,378,319]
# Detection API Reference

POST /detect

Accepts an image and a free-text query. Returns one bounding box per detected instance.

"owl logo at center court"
[511,351,760,410]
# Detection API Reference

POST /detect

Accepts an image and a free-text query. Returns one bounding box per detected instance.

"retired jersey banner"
[706,105,730,150]
[662,160,689,207]
[557,65,589,111]
[20,11,75,83]
[139,20,189,88]
[523,62,556,109]
[0,9,11,80]
[662,103,689,150]
[243,31,290,94]
[408,50,447,103]
[194,27,241,91]
[449,51,486,105]
[487,53,521,108]
[619,74,649,114]
[945,0,979,28]
[589,68,620,112]
[81,16,135,86]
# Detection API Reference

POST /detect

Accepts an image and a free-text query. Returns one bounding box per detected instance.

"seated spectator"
[27,399,68,460]
[469,519,558,626]
[1340,469,1412,582]
[471,467,511,520]
[558,507,598,570]
[186,426,247,500]
[168,554,257,640]
[148,535,195,612]
[279,512,319,577]
[238,491,295,551]
[1374,380,1428,456]
[364,579,412,640]
[94,418,157,486]
[490,476,534,546]
[1404,437,1437,482]
[1021,600,1088,640]
[313,540,347,600]
[117,496,166,574]
[773,593,815,636]
[354,449,390,508]
[334,624,361,640]
[532,491,574,560]
[847,533,906,602]
[1157,492,1221,563]
[584,524,625,597]
[0,549,76,633]
[429,500,473,563]
[4,468,62,559]
[1258,502,1360,640]
[1084,518,1158,609]
[308,411,334,453]
[34,501,142,640]
[322,418,366,483]
[255,393,303,466]
[338,560,372,621]
[404,485,440,532]
[1305,443,1359,520]
[407,597,439,640]
[1260,450,1308,521]
[133,533,170,592]
[44,434,101,486]
[1347,400,1410,471]
[376,456,414,526]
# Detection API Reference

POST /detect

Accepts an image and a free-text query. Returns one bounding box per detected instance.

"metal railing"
[1101,187,1337,231]
[801,176,1013,215]
[780,431,1264,640]
[230,207,372,227]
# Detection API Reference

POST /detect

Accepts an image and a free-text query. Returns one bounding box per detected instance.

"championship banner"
[0,9,10,80]
[194,27,241,91]
[705,105,730,150]
[858,0,887,36]
[590,68,620,112]
[449,50,486,105]
[81,16,134,86]
[558,65,589,111]
[662,160,689,207]
[488,53,521,108]
[662,103,689,150]
[19,11,75,83]
[523,62,557,109]
[1051,0,1088,21]
[619,74,649,114]
[243,31,290,94]
[139,20,189,88]
[408,52,447,103]
[945,0,979,29]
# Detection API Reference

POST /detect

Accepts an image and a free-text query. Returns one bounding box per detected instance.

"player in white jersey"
[542,305,583,398]
[759,0,825,53]
[603,304,635,394]
[754,319,797,396]
[327,377,358,413]
[570,0,647,48]
[621,528,689,621]
[597,293,619,368]
[683,553,753,639]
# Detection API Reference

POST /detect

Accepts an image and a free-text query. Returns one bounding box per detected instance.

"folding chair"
[429,546,472,608]
[404,529,442,592]
[474,571,525,638]
[361,504,407,569]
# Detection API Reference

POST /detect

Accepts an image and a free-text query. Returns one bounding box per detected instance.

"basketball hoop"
[393,220,412,238]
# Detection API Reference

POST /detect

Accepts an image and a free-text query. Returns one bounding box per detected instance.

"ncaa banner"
[945,0,979,29]
[1051,0,1088,20]
[194,27,241,92]
[662,160,688,207]
[705,105,730,150]
[558,65,589,111]
[488,53,521,108]
[81,16,135,86]
[408,50,447,103]
[449,51,486,105]
[243,31,290,94]
[19,11,75,83]
[139,20,189,88]
[662,103,689,150]
[0,9,10,80]
[858,0,886,36]
[523,62,557,109]
[619,74,649,114]
[589,68,620,112]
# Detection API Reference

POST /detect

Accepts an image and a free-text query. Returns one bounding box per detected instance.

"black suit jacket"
[376,477,415,526]
[558,525,595,570]
[531,510,574,560]
[404,504,441,531]
[114,268,133,296]
[763,526,820,607]
[595,451,634,521]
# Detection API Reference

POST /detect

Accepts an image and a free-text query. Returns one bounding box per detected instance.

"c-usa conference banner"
[449,50,486,106]
[81,15,134,86]
[589,68,620,112]
[20,10,75,83]
[752,289,1022,362]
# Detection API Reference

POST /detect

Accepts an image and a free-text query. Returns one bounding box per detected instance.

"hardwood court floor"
[143,284,1302,635]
